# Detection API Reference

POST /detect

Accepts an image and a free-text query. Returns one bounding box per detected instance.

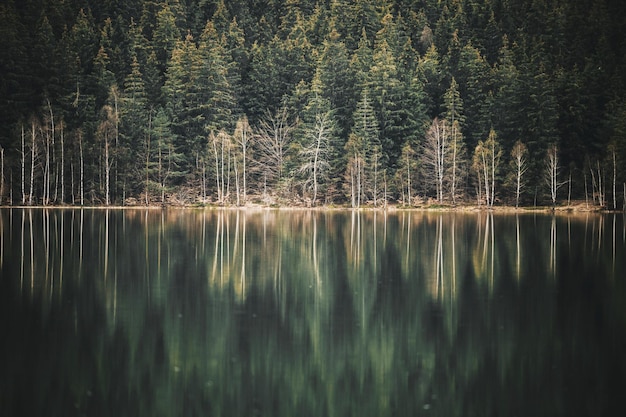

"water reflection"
[1,209,625,416]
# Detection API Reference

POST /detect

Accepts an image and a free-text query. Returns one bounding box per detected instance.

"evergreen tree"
[348,0,380,48]
[120,55,148,196]
[0,2,31,146]
[368,37,408,168]
[455,41,492,150]
[443,77,467,203]
[148,106,184,203]
[163,32,205,170]
[198,21,237,133]
[153,2,181,75]
[32,16,60,98]
[349,87,382,205]
[242,40,282,122]
[351,28,374,91]
[416,44,444,118]
[316,28,357,142]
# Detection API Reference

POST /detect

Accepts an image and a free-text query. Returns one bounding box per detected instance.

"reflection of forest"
[1,209,625,416]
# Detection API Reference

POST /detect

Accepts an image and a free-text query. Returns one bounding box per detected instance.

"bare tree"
[609,143,617,210]
[21,124,25,204]
[345,133,365,208]
[255,107,295,192]
[210,130,232,203]
[59,120,65,204]
[473,129,502,208]
[510,140,528,208]
[234,116,252,205]
[545,144,562,208]
[587,156,605,207]
[400,143,417,205]
[299,110,333,205]
[97,105,117,206]
[28,116,39,205]
[421,118,449,203]
[447,120,467,204]
[78,129,84,206]
[44,100,55,205]
[0,145,4,205]
[144,109,152,206]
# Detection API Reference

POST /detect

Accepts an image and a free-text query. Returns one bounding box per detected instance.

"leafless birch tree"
[210,130,232,203]
[97,105,117,205]
[345,133,365,208]
[0,145,4,205]
[255,107,295,191]
[545,144,564,207]
[447,120,467,204]
[28,117,39,205]
[234,116,252,205]
[510,140,528,208]
[299,110,333,205]
[473,129,502,208]
[421,118,449,203]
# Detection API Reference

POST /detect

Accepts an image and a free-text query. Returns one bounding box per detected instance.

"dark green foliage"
[0,0,625,207]
[317,29,358,142]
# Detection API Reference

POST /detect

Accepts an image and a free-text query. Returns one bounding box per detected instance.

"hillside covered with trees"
[1,0,625,208]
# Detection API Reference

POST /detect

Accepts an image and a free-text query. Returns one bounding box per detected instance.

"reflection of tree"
[550,214,557,276]
[471,212,495,290]
[516,214,521,280]
[2,210,625,416]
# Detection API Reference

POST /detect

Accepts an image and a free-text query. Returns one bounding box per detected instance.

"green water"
[1,209,625,416]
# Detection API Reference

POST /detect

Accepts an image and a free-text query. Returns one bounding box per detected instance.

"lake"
[1,208,625,416]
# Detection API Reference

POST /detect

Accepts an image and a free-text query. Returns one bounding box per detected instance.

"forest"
[1,0,625,208]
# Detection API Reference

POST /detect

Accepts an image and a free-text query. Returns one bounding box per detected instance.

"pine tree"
[198,21,237,134]
[317,28,357,142]
[163,32,209,176]
[443,77,467,203]
[368,37,405,168]
[148,107,183,204]
[243,40,285,122]
[350,88,383,205]
[351,28,374,91]
[120,55,148,197]
[153,3,181,75]
[455,41,492,150]
[416,44,444,118]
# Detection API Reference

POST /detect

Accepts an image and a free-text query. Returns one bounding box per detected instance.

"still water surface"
[1,209,625,416]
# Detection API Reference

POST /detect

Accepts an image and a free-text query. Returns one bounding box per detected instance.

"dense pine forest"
[1,0,625,208]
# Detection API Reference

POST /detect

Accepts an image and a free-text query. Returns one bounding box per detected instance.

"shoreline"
[0,202,619,213]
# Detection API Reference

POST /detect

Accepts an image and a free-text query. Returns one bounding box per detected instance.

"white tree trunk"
[21,124,25,205]
[0,146,4,205]
[60,122,64,204]
[613,149,617,210]
[79,131,84,206]
[29,120,36,205]
[105,132,110,206]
